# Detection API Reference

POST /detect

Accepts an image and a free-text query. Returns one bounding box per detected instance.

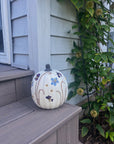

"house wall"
[10,0,86,104]
[50,0,78,85]
[50,0,87,104]
[101,2,114,52]
[10,0,29,69]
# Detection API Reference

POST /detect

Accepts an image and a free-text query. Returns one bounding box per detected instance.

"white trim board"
[0,0,12,64]
[27,0,51,72]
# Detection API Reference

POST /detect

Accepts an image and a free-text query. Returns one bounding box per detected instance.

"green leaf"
[109,114,114,126]
[110,132,114,137]
[105,132,109,139]
[68,82,77,89]
[96,124,105,137]
[93,103,99,112]
[106,67,111,72]
[71,0,84,11]
[109,57,114,63]
[92,0,100,4]
[85,24,89,29]
[101,55,108,63]
[109,38,114,46]
[94,55,101,63]
[67,91,76,100]
[81,127,89,137]
[80,119,91,124]
[109,135,114,142]
[72,24,78,29]
[86,8,94,17]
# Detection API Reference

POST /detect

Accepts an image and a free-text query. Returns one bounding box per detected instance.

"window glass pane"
[0,1,4,52]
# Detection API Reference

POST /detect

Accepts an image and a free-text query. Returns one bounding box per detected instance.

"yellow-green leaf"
[86,8,94,17]
[94,55,101,63]
[96,124,105,137]
[101,55,108,63]
[71,0,84,11]
[109,57,114,63]
[80,119,91,124]
[81,127,89,137]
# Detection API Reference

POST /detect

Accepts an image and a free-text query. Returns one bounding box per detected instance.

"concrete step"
[0,64,34,107]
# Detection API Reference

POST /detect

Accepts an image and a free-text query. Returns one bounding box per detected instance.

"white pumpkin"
[31,65,68,109]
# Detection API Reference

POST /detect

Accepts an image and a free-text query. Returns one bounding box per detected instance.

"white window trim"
[0,0,12,64]
[27,0,51,72]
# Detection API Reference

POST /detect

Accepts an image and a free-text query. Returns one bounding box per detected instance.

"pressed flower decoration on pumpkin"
[77,88,84,96]
[46,95,53,102]
[57,72,62,78]
[90,110,98,118]
[35,73,40,81]
[51,77,59,86]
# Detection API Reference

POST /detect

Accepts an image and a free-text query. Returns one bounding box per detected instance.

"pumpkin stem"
[45,64,52,71]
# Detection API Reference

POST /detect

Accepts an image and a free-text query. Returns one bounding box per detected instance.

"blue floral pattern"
[51,77,59,86]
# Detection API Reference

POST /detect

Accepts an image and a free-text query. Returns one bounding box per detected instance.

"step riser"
[0,76,32,107]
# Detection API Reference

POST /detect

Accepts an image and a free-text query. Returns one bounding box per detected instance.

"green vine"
[62,0,114,141]
[66,0,114,100]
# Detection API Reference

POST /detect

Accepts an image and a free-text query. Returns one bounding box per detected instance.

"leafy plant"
[67,0,114,100]
[65,0,114,142]
[58,0,114,142]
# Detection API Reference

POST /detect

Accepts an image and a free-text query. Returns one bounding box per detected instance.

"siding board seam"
[50,15,77,23]
[60,68,72,71]
[10,0,17,2]
[13,53,28,56]
[51,35,79,40]
[12,35,28,38]
[51,53,72,56]
[11,14,27,21]
[13,52,29,55]
[12,63,29,70]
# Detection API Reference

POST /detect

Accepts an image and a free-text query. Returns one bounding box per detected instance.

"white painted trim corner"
[27,0,51,72]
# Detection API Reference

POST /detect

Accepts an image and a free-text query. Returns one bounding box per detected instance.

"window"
[0,0,4,52]
[0,0,11,64]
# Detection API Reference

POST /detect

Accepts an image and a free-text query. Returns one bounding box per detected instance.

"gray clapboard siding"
[10,0,29,69]
[13,37,28,54]
[50,0,77,22]
[12,16,28,37]
[11,0,27,19]
[51,55,72,70]
[51,37,78,54]
[10,0,16,2]
[61,69,74,84]
[51,16,78,39]
[14,54,28,66]
[50,0,78,86]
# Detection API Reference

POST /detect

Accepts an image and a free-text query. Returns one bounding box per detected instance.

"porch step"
[0,97,82,144]
[0,64,34,107]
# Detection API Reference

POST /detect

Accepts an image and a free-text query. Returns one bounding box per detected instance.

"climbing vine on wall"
[57,0,114,141]
[64,0,114,100]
